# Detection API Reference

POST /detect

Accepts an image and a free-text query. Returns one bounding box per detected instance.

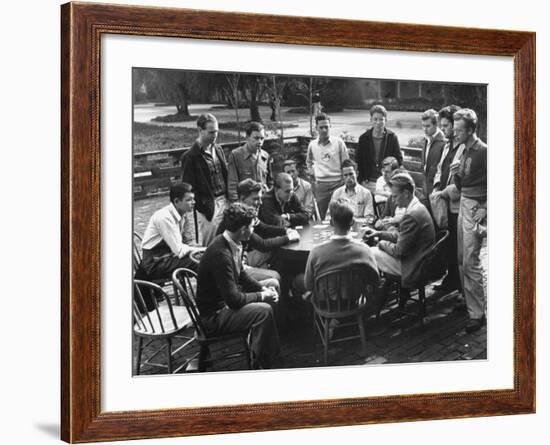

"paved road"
[134,103,425,145]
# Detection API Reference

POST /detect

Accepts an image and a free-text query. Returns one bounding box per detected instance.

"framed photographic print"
[61,1,535,442]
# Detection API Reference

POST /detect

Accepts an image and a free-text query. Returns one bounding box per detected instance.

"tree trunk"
[250,95,261,122]
[235,90,241,144]
[309,77,314,136]
[175,101,190,116]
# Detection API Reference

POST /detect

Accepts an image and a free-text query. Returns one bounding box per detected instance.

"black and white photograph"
[132,68,488,375]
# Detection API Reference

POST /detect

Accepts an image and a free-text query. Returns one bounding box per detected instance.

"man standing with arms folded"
[227,121,272,202]
[181,113,228,246]
[453,108,487,332]
[357,104,403,194]
[306,113,349,220]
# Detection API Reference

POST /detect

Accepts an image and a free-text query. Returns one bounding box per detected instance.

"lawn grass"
[133,122,238,153]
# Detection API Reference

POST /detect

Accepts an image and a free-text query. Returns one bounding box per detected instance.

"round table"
[280,219,371,258]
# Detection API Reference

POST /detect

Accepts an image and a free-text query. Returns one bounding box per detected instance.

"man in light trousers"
[453,108,487,333]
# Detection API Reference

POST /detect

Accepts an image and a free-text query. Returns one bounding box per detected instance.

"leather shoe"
[465,317,485,333]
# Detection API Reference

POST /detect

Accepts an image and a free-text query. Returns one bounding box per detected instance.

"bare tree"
[240,75,270,122]
[224,73,242,143]
[289,77,329,136]
[149,70,205,116]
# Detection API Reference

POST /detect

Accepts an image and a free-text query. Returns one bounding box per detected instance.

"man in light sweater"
[306,113,349,220]
[453,108,487,333]
[304,199,379,293]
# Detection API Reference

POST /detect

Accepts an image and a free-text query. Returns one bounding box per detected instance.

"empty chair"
[133,280,194,375]
[172,268,252,372]
[311,265,373,365]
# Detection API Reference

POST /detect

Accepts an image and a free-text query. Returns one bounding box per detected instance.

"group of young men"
[136,103,487,369]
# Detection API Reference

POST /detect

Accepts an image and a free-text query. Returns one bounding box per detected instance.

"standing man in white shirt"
[137,182,205,282]
[306,113,349,220]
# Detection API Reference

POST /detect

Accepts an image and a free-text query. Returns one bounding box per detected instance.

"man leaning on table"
[325,158,375,223]
[259,172,309,228]
[282,159,315,219]
[364,173,435,302]
[303,198,379,293]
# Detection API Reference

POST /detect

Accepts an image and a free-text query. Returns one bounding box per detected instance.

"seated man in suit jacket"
[258,172,309,228]
[196,203,282,369]
[365,173,436,293]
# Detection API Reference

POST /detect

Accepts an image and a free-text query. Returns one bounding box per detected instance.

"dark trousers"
[442,211,461,290]
[202,303,281,368]
[135,249,198,311]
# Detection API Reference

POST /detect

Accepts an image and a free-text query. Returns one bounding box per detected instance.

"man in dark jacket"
[196,203,281,369]
[216,179,299,276]
[420,109,446,198]
[181,113,228,246]
[357,104,403,193]
[430,104,463,293]
[259,172,309,228]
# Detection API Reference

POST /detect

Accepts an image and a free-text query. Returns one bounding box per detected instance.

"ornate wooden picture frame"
[61,2,535,442]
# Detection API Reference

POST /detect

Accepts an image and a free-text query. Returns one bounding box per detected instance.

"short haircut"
[453,108,478,132]
[438,105,462,124]
[237,179,262,200]
[315,113,331,125]
[169,182,193,203]
[341,158,357,171]
[245,121,264,136]
[274,172,293,189]
[282,159,297,170]
[382,156,399,170]
[196,113,217,130]
[223,202,257,232]
[329,198,354,230]
[421,109,439,125]
[369,104,387,117]
[389,172,415,194]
